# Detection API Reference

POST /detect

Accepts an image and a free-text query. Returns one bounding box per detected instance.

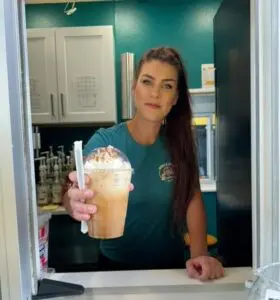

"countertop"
[200,179,216,192]
[49,287,249,300]
[38,179,217,216]
[45,267,252,299]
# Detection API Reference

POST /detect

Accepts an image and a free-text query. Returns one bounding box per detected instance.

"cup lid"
[84,145,132,172]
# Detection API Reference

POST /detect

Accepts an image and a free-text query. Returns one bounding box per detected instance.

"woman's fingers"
[67,187,93,202]
[129,183,134,191]
[72,200,97,215]
[68,171,91,188]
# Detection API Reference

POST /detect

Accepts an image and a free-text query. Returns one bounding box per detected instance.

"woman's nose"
[151,86,160,98]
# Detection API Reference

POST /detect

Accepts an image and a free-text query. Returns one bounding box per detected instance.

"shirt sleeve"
[83,129,109,157]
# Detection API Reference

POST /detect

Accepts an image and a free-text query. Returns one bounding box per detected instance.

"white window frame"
[0,0,39,299]
[251,0,280,269]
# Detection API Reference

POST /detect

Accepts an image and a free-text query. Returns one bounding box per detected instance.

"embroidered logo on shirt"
[159,163,174,182]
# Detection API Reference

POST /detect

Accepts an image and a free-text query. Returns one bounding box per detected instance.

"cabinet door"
[55,26,117,124]
[27,29,59,124]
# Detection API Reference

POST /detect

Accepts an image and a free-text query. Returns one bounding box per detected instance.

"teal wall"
[26,0,221,119]
[27,2,220,269]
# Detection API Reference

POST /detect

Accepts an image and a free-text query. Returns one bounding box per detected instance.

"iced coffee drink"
[84,146,132,239]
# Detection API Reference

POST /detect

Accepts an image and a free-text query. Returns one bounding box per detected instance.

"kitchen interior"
[25,0,251,275]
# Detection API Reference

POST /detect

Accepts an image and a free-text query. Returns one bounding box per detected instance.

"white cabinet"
[27,26,117,124]
[27,29,58,124]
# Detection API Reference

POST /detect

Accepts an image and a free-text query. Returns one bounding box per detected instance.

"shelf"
[200,179,216,192]
[38,205,67,215]
[189,87,215,94]
[193,115,216,126]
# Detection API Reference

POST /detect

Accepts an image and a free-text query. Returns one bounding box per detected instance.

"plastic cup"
[84,146,132,239]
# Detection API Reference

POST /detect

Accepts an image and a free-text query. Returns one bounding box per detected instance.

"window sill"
[46,267,252,290]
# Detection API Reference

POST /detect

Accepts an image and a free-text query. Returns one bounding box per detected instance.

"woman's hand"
[186,256,224,281]
[63,171,134,222]
[63,171,96,221]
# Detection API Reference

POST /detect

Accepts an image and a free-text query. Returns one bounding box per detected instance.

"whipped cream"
[84,145,131,171]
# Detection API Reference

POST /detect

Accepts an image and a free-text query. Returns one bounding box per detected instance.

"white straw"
[74,141,88,234]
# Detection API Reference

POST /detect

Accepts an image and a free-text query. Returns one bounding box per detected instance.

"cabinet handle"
[60,93,65,117]
[50,94,55,117]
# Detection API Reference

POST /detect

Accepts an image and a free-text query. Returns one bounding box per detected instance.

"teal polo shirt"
[83,122,186,268]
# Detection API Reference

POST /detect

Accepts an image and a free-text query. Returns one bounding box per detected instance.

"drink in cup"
[84,146,132,239]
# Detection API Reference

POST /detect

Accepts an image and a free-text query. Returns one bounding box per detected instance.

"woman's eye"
[163,84,173,90]
[142,79,152,85]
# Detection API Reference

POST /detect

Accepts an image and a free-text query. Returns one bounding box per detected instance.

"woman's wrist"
[190,250,209,259]
[189,241,208,258]
[189,251,225,265]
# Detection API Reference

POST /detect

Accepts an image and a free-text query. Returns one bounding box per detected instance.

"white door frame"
[0,0,40,299]
[1,0,280,298]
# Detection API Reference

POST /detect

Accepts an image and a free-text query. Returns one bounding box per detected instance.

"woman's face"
[133,60,178,123]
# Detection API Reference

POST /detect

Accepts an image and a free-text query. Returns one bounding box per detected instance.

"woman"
[62,47,224,281]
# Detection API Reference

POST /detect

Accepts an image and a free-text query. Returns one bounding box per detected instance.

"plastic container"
[248,262,280,300]
[38,213,52,278]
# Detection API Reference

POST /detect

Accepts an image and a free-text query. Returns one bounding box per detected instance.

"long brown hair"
[135,47,200,232]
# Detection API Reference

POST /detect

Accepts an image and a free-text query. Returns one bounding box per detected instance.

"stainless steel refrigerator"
[214,0,252,267]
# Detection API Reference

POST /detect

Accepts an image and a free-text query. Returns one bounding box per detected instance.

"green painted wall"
[26,0,221,119]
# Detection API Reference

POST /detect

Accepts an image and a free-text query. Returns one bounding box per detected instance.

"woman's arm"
[186,190,208,258]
